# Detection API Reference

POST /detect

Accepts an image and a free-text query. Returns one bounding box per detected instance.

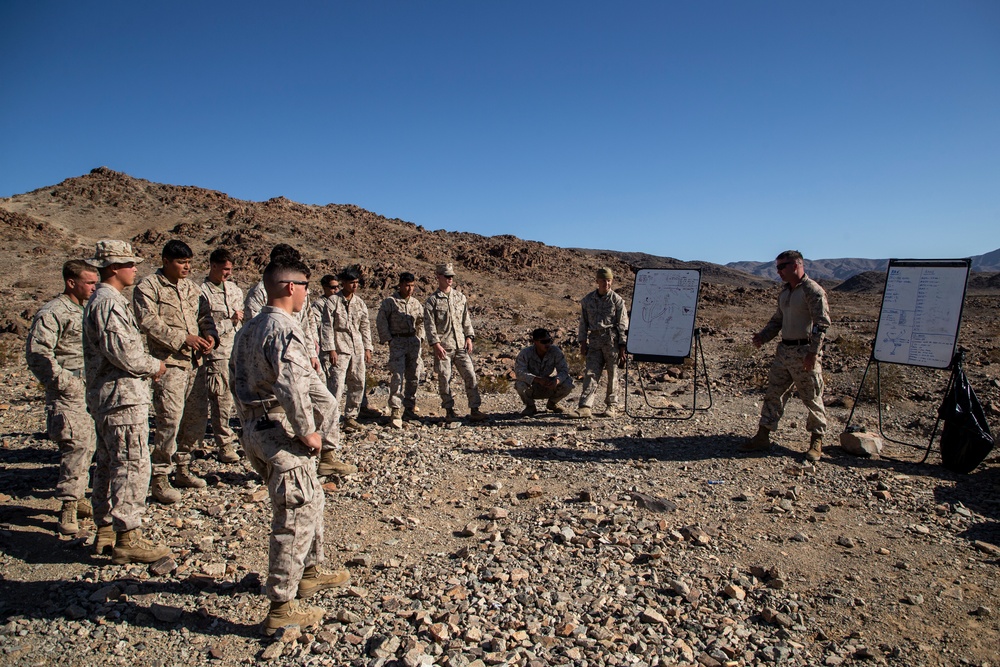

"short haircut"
[262,256,311,297]
[63,259,97,281]
[269,243,300,262]
[337,267,361,282]
[162,240,193,260]
[209,248,235,265]
[531,328,553,342]
[776,250,803,262]
[320,274,338,289]
[398,272,416,284]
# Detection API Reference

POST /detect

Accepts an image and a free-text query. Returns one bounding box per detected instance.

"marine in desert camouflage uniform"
[82,240,171,564]
[25,260,99,535]
[133,240,218,504]
[244,244,320,373]
[376,272,424,427]
[423,263,487,422]
[742,250,830,462]
[574,267,629,419]
[514,328,574,416]
[318,267,373,430]
[230,255,349,635]
[178,248,244,464]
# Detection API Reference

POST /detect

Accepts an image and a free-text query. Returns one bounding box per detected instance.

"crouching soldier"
[514,328,574,416]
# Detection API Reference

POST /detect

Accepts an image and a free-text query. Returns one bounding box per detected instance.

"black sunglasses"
[279,280,309,286]
[775,261,793,271]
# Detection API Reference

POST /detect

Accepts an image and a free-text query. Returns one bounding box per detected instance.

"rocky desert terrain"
[0,168,997,666]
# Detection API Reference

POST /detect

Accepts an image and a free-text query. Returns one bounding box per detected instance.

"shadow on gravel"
[504,433,800,462]
[0,504,103,564]
[0,441,59,465]
[0,576,263,639]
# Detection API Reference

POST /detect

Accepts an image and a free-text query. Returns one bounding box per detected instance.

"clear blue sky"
[2,1,998,264]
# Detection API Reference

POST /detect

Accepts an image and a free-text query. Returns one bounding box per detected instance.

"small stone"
[336,609,361,624]
[972,605,993,617]
[459,523,478,537]
[346,554,372,568]
[973,540,1000,556]
[837,536,856,549]
[149,557,177,576]
[150,603,183,623]
[525,486,544,498]
[487,507,509,520]
[723,584,745,600]
[903,594,923,605]
[261,642,285,660]
[640,606,668,624]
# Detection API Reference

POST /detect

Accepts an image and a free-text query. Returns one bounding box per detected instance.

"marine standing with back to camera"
[742,250,830,461]
[25,260,100,535]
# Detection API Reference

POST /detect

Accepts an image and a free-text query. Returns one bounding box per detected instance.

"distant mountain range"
[727,248,1000,281]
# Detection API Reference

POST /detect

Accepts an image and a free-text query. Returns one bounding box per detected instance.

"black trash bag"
[938,363,994,474]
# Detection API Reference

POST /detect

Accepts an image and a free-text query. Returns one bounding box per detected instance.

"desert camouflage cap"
[86,240,145,268]
[596,267,613,280]
[436,263,455,277]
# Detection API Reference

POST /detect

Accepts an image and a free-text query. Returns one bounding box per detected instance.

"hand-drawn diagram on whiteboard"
[873,259,970,369]
[627,269,701,360]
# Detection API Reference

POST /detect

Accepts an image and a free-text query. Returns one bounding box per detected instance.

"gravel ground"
[1,353,998,667]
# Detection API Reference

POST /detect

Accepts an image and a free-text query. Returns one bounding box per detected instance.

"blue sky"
[2,1,997,264]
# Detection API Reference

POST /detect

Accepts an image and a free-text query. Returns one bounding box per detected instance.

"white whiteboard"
[627,269,701,360]
[873,259,970,369]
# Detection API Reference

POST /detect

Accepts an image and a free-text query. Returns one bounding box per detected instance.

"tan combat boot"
[111,528,171,564]
[444,408,458,422]
[520,403,538,418]
[805,434,823,462]
[343,417,362,432]
[571,407,593,420]
[263,599,325,636]
[58,500,79,535]
[740,425,773,452]
[402,407,421,421]
[218,445,240,464]
[174,463,207,489]
[603,406,620,418]
[317,450,357,477]
[296,565,350,598]
[151,474,181,504]
[469,408,488,423]
[546,400,565,414]
[95,524,116,556]
[77,497,93,518]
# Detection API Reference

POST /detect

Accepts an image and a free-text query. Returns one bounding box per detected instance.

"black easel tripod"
[624,329,713,420]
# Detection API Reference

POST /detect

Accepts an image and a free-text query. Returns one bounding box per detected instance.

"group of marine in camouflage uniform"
[25,239,828,633]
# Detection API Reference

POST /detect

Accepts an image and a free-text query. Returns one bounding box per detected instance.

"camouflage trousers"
[578,333,621,409]
[514,379,574,407]
[45,386,97,501]
[151,365,198,476]
[243,417,325,603]
[323,351,366,419]
[434,345,481,411]
[92,408,151,532]
[179,360,237,451]
[759,343,828,436]
[387,336,423,412]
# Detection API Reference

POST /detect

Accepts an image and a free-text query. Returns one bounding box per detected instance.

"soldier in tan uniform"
[230,255,349,635]
[82,240,170,564]
[423,263,487,422]
[133,240,219,503]
[178,248,244,464]
[376,272,424,428]
[573,267,629,419]
[244,244,320,373]
[514,328,574,416]
[26,260,99,535]
[742,250,830,461]
[318,267,373,432]
[310,275,339,377]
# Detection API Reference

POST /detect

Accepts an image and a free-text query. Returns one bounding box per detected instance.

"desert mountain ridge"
[726,248,1000,281]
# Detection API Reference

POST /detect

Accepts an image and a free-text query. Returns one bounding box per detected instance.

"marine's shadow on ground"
[0,573,263,639]
[502,431,792,463]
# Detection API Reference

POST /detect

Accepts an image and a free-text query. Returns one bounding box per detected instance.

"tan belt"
[244,404,285,420]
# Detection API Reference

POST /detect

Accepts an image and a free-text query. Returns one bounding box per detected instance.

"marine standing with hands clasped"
[178,248,244,465]
[742,250,830,461]
[573,267,629,419]
[25,260,100,535]
[318,268,373,432]
[424,263,487,423]
[376,272,424,428]
[230,255,350,635]
[133,240,219,504]
[82,240,170,563]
